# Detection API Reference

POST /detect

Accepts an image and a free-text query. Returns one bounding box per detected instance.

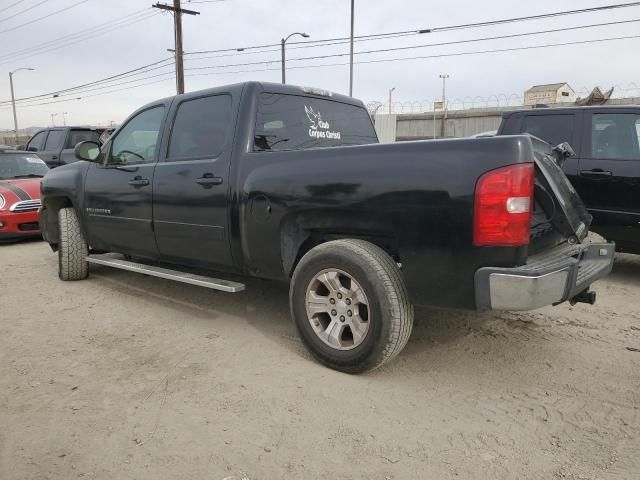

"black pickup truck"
[20,126,104,169]
[498,106,640,253]
[40,82,614,373]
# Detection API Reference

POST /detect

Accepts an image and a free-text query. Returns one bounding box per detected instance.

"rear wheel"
[58,207,88,281]
[290,239,413,373]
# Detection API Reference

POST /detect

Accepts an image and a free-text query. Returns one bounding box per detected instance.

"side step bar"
[86,253,245,293]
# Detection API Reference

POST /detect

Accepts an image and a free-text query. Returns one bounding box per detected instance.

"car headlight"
[0,193,5,210]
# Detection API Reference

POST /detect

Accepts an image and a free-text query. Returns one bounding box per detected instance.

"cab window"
[27,131,47,151]
[108,106,165,165]
[44,130,66,151]
[591,113,640,160]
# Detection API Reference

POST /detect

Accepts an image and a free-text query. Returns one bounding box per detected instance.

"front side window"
[44,130,66,151]
[27,131,47,151]
[521,114,574,147]
[66,129,100,149]
[254,93,377,152]
[591,113,640,160]
[109,106,165,165]
[167,94,231,160]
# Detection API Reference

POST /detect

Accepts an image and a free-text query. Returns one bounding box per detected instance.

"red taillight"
[473,163,534,247]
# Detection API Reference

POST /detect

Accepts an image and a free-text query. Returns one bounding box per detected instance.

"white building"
[524,83,576,106]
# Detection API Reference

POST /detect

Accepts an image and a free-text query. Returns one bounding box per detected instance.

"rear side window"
[44,130,65,150]
[65,130,100,149]
[254,93,377,152]
[521,114,574,147]
[591,113,640,160]
[167,94,231,160]
[27,131,47,151]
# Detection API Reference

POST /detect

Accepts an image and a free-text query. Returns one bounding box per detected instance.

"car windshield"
[0,153,49,180]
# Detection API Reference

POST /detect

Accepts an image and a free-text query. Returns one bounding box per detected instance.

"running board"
[86,253,245,293]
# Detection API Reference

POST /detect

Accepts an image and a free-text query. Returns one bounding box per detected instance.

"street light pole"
[62,112,68,126]
[281,32,310,84]
[50,113,58,127]
[439,74,450,138]
[349,0,354,96]
[9,67,34,143]
[388,87,395,114]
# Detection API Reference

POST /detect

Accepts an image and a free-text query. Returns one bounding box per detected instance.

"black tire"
[58,207,88,281]
[290,239,413,373]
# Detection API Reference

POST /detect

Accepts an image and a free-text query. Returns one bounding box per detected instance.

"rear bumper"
[475,242,615,311]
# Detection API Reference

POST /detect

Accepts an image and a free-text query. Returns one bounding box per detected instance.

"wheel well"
[42,196,73,249]
[281,211,400,277]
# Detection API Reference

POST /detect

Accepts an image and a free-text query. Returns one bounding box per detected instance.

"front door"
[83,104,167,257]
[152,93,235,268]
[576,110,640,247]
[38,129,66,168]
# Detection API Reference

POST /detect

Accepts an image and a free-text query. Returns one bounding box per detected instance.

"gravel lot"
[1,240,639,480]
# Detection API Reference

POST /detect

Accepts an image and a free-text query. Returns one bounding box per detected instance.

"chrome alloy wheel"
[305,269,370,350]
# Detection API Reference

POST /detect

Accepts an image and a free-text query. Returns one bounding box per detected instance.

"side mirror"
[27,146,38,152]
[74,141,101,162]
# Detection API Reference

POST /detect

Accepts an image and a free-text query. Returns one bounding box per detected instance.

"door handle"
[196,173,223,186]
[128,176,150,186]
[51,155,58,160]
[580,169,613,177]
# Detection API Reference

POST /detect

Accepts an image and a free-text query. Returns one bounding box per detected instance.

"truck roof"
[154,81,363,108]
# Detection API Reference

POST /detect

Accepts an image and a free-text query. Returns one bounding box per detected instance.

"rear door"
[152,92,236,268]
[576,109,640,246]
[83,104,168,256]
[37,129,66,168]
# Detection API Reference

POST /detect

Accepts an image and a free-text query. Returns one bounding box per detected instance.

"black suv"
[21,127,104,169]
[498,106,640,253]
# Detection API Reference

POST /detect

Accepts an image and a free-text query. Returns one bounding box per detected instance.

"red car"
[0,150,49,242]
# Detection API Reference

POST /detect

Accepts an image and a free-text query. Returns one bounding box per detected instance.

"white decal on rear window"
[305,105,341,140]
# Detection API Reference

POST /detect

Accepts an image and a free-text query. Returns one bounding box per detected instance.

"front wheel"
[58,207,88,281]
[290,239,413,373]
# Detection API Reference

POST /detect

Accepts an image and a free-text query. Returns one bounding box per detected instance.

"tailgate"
[530,138,592,245]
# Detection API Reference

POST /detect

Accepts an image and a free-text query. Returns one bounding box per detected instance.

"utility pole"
[439,74,449,138]
[153,1,200,94]
[62,112,68,126]
[349,0,354,96]
[9,67,34,143]
[50,113,58,127]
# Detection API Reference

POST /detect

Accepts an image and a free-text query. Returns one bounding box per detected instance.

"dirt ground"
[1,240,639,480]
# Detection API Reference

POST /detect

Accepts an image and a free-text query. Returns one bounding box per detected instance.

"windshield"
[0,154,49,180]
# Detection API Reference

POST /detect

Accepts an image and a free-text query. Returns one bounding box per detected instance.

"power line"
[0,57,174,104]
[0,0,89,36]
[0,0,48,23]
[0,8,159,65]
[185,0,640,55]
[183,16,640,66]
[180,33,640,78]
[0,0,28,15]
[183,18,640,73]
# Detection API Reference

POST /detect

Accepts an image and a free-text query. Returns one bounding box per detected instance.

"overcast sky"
[1,0,639,129]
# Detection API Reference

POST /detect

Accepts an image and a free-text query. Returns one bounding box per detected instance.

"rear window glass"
[254,93,377,152]
[521,114,575,147]
[66,130,100,149]
[0,154,48,180]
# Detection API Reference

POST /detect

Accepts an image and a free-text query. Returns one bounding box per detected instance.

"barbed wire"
[368,84,640,114]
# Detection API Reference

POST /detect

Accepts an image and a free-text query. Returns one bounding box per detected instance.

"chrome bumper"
[475,242,615,311]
